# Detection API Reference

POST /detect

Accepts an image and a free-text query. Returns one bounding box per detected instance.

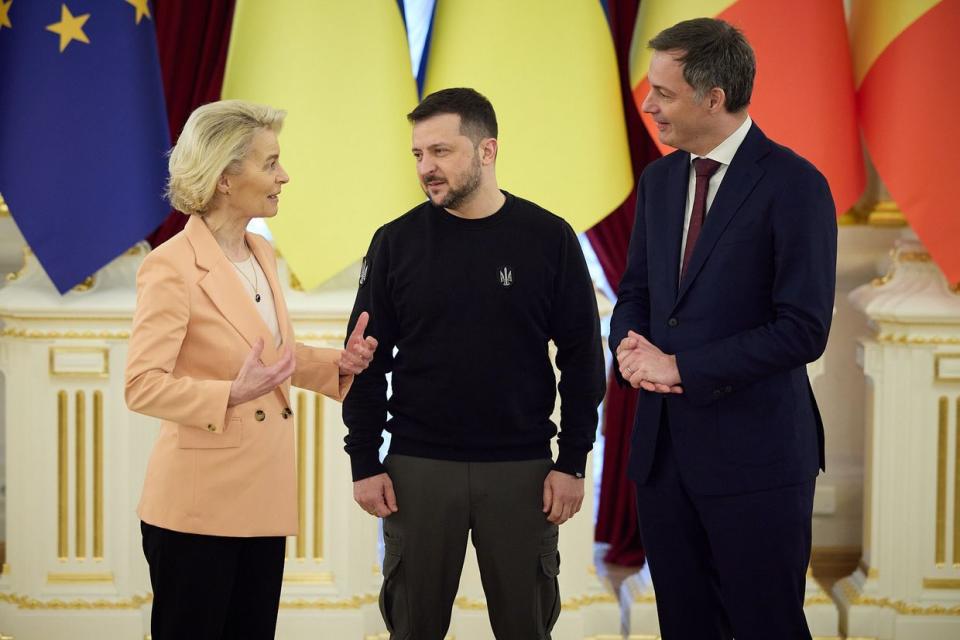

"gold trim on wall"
[838,577,960,615]
[93,390,104,560]
[0,592,151,610]
[923,577,960,589]
[2,328,130,340]
[937,397,949,565]
[281,572,334,585]
[934,354,960,382]
[296,393,307,559]
[279,593,377,609]
[858,558,879,579]
[314,395,324,561]
[57,391,68,560]
[49,347,109,378]
[46,572,113,584]
[75,391,86,560]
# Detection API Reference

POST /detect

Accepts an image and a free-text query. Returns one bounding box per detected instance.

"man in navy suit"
[610,18,837,640]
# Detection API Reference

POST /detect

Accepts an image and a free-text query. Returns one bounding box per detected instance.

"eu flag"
[0,1,170,293]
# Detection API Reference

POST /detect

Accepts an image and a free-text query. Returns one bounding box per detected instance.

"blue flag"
[0,1,170,293]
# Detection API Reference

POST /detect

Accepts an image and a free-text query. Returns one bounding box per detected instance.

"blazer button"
[281,408,292,419]
[668,317,679,327]
[255,410,266,422]
[207,424,215,432]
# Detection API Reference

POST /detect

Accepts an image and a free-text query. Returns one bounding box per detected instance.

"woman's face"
[226,128,289,218]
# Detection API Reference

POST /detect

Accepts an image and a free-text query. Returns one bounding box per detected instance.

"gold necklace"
[231,253,261,303]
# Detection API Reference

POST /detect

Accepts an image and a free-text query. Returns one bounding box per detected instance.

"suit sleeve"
[675,166,838,406]
[124,253,233,431]
[550,221,606,478]
[609,173,652,387]
[292,344,352,401]
[342,228,397,481]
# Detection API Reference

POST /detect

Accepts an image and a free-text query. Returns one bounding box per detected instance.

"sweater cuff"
[349,450,386,482]
[552,446,589,479]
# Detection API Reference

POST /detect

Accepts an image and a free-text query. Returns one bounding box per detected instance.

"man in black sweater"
[343,88,605,640]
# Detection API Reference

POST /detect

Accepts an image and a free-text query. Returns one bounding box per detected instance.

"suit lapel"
[662,154,690,302]
[675,125,769,306]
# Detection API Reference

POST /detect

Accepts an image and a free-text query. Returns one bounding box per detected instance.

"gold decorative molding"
[876,333,960,346]
[49,347,109,377]
[71,276,96,293]
[838,577,960,615]
[293,332,347,343]
[295,393,307,559]
[279,592,377,609]
[93,391,104,560]
[0,191,9,216]
[454,591,617,612]
[314,395,324,561]
[46,572,113,584]
[282,572,334,585]
[75,391,87,560]
[937,397,949,565]
[866,201,908,227]
[923,577,960,589]
[956,397,960,566]
[57,391,68,560]
[1,328,130,340]
[934,354,960,382]
[0,592,151,610]
[804,593,834,606]
[871,247,933,288]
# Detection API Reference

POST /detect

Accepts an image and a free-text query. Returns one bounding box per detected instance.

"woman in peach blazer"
[125,100,377,640]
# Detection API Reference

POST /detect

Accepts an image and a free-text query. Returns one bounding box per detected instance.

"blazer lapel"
[186,216,282,365]
[248,232,293,408]
[675,125,768,306]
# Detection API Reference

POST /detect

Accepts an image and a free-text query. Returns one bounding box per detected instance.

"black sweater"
[343,192,605,481]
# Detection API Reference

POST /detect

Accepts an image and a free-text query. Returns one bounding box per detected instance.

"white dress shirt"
[678,115,753,278]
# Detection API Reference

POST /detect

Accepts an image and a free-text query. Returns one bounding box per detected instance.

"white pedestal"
[837,233,960,639]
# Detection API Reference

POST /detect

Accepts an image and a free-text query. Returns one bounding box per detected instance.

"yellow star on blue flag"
[0,0,170,292]
[45,4,90,52]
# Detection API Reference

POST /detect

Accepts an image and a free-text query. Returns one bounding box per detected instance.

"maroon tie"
[680,157,722,281]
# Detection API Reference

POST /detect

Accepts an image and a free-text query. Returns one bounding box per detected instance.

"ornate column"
[836,233,960,639]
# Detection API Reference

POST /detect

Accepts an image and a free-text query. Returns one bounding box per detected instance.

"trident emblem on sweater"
[498,266,513,287]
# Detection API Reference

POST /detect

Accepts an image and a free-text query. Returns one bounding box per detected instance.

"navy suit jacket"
[610,123,838,495]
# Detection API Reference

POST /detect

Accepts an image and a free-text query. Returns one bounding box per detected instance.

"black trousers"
[380,454,561,640]
[141,521,286,640]
[634,421,815,640]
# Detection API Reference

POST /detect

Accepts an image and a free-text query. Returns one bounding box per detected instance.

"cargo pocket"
[537,531,561,638]
[379,532,410,639]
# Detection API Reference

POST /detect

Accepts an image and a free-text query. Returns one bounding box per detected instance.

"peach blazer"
[125,215,350,537]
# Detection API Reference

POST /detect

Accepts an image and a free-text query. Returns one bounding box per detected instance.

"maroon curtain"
[589,0,662,567]
[146,0,237,247]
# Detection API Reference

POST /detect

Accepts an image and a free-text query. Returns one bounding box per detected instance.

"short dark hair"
[649,18,755,113]
[407,88,498,142]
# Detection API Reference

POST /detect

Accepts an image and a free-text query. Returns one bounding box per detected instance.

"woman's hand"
[228,338,296,406]
[339,311,378,376]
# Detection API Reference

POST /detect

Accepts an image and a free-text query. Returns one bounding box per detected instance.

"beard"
[424,153,482,210]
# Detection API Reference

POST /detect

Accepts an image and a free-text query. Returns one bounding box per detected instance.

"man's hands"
[354,472,399,518]
[542,470,584,525]
[616,330,683,393]
[228,338,296,407]
[339,311,378,376]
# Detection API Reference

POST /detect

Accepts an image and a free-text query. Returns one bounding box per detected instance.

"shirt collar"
[690,115,752,167]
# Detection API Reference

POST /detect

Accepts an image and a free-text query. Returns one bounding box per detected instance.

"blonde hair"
[165,100,286,215]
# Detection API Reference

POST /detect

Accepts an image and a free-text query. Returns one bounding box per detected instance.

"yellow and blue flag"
[0,0,170,293]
